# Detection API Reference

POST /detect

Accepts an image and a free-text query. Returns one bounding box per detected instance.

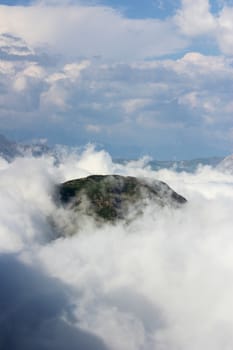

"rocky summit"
[57,175,187,224]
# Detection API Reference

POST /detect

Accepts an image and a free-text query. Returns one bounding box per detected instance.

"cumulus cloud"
[175,0,233,55]
[0,4,187,60]
[0,1,233,157]
[175,0,217,36]
[1,148,233,349]
[216,5,233,55]
[0,46,233,157]
[3,0,233,61]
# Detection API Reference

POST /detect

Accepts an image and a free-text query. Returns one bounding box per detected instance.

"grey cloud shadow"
[0,254,108,350]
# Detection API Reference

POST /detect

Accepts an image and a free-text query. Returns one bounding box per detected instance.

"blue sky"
[0,0,179,16]
[1,0,231,18]
[0,0,233,159]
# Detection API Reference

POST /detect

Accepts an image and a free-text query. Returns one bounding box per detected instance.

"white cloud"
[0,60,14,74]
[0,47,233,156]
[178,91,199,109]
[0,4,187,61]
[178,52,230,72]
[41,84,69,109]
[175,0,217,36]
[122,99,152,114]
[13,63,45,92]
[2,149,233,349]
[40,60,90,109]
[86,124,102,133]
[0,33,35,56]
[1,1,233,59]
[175,1,233,55]
[63,61,90,81]
[217,6,233,55]
[0,1,233,159]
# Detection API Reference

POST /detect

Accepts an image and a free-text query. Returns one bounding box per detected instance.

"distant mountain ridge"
[0,134,228,171]
[148,157,224,172]
[116,157,224,172]
[0,134,50,161]
[0,134,20,160]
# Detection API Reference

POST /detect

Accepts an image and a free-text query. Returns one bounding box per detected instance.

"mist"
[1,146,233,350]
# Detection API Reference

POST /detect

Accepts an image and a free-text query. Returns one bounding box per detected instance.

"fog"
[1,146,233,350]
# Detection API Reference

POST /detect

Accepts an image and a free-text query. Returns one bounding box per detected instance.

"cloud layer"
[1,1,233,58]
[0,4,187,60]
[0,41,233,157]
[1,148,233,349]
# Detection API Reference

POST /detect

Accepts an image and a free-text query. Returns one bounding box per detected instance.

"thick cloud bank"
[1,146,233,349]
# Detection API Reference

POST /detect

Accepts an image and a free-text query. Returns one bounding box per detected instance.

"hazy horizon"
[0,131,229,162]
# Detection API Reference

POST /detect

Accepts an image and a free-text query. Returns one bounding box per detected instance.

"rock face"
[57,175,187,223]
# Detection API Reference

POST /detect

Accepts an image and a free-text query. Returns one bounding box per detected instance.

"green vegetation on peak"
[57,175,187,224]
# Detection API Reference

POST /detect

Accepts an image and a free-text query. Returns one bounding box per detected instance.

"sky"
[0,0,233,159]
